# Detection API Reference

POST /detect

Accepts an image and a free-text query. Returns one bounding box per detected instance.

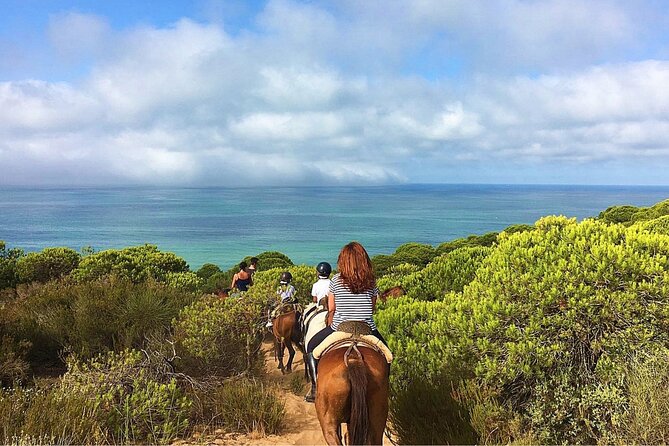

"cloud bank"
[1,0,669,185]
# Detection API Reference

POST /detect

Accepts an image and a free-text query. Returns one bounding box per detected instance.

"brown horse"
[315,344,389,445]
[378,286,405,303]
[271,310,303,374]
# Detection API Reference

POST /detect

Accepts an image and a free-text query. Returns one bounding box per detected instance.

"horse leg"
[275,338,284,371]
[319,415,343,445]
[285,341,295,373]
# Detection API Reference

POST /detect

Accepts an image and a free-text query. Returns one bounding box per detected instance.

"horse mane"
[347,353,370,445]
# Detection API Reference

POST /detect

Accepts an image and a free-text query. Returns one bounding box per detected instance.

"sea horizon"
[2,183,669,270]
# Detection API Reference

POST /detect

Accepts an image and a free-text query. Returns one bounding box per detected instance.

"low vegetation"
[2,198,669,444]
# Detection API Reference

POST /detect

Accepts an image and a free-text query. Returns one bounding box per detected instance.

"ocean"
[1,184,668,269]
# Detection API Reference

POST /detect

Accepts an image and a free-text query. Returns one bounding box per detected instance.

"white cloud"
[1,0,669,185]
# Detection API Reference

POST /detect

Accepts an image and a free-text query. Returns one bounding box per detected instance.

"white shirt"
[311,278,331,303]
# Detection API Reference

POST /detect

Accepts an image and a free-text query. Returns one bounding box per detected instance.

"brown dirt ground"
[174,338,325,445]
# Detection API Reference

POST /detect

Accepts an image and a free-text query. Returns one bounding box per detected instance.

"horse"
[315,342,390,445]
[378,285,405,303]
[271,308,303,374]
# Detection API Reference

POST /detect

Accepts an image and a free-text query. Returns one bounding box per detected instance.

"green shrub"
[72,244,188,283]
[371,254,401,277]
[376,263,420,292]
[165,271,203,292]
[0,241,23,290]
[1,349,191,445]
[631,198,669,222]
[635,214,669,236]
[459,217,669,443]
[401,246,491,301]
[245,265,318,306]
[17,276,193,361]
[173,294,266,377]
[203,271,232,294]
[243,251,293,272]
[597,204,639,224]
[436,232,498,256]
[394,242,436,266]
[196,263,221,280]
[16,247,80,284]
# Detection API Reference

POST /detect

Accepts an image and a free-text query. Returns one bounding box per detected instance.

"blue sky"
[1,0,669,186]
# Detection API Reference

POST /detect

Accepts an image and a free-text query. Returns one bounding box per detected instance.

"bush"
[376,263,420,292]
[244,251,293,272]
[17,276,194,361]
[196,263,221,280]
[165,271,203,293]
[597,204,639,224]
[401,246,491,301]
[16,247,80,284]
[173,294,266,377]
[1,349,191,445]
[200,378,285,435]
[393,242,436,266]
[635,214,669,236]
[72,244,189,283]
[0,241,23,290]
[378,216,669,443]
[436,232,498,256]
[458,217,669,443]
[203,271,232,294]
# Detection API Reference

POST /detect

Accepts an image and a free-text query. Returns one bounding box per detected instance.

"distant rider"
[266,271,297,327]
[230,261,252,292]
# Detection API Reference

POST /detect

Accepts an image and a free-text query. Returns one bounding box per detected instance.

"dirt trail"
[180,339,325,445]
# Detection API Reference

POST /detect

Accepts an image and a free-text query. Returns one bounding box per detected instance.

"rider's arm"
[230,273,238,289]
[326,292,335,325]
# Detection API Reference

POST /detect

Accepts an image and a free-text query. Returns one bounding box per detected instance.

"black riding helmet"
[316,262,332,278]
[279,271,292,284]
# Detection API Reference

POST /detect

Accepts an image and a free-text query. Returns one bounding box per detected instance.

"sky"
[1,0,669,186]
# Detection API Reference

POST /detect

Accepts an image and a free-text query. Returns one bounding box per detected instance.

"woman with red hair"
[304,241,387,402]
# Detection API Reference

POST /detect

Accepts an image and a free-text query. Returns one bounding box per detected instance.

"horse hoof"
[281,369,287,375]
[286,367,292,373]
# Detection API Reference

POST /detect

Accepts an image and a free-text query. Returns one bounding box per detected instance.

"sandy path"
[177,339,325,445]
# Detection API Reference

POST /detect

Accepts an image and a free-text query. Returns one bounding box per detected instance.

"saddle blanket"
[312,331,393,363]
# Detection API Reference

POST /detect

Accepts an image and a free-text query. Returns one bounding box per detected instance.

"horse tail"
[347,352,369,445]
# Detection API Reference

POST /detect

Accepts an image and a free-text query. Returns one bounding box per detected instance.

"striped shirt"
[329,273,378,331]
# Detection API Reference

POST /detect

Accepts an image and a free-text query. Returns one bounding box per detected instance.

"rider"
[305,242,388,401]
[230,261,252,292]
[248,257,259,284]
[304,261,332,402]
[266,271,297,327]
[311,261,332,305]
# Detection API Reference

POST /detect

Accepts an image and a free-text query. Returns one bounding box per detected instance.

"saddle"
[312,321,393,363]
[272,302,301,319]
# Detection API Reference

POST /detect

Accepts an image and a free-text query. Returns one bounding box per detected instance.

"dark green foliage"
[402,246,492,300]
[502,223,534,235]
[196,263,221,280]
[372,243,436,277]
[203,271,232,294]
[243,251,294,271]
[0,241,23,290]
[17,276,194,361]
[436,232,498,255]
[393,242,436,266]
[598,199,669,225]
[72,244,189,283]
[16,247,80,284]
[597,204,639,224]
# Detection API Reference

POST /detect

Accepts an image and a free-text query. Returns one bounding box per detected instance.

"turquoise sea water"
[1,184,668,269]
